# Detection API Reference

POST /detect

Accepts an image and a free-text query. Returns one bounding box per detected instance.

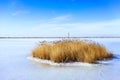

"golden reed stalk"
[32,40,113,63]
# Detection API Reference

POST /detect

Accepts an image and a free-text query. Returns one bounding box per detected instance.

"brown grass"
[32,40,113,63]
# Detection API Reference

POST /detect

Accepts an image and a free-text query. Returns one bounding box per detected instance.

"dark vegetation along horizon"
[1,36,120,39]
[32,39,113,63]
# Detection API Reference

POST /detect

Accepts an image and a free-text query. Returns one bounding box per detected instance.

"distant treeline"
[0,36,120,39]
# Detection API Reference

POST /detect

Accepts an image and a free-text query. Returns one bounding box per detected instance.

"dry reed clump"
[32,40,113,63]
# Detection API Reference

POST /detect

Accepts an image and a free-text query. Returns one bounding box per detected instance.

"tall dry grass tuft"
[32,40,113,63]
[32,44,51,60]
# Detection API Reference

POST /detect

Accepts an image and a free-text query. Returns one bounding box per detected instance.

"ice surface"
[0,38,120,80]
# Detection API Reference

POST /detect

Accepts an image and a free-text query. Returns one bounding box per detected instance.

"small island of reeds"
[32,40,113,63]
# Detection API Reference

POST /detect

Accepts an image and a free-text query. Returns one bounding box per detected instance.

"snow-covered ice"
[0,38,120,80]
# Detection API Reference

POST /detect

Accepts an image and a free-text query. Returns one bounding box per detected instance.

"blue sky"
[0,0,120,37]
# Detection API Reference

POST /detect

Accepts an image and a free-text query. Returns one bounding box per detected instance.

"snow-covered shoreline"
[27,56,98,67]
[28,56,116,67]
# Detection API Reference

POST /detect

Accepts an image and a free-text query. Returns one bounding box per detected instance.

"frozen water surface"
[0,38,120,80]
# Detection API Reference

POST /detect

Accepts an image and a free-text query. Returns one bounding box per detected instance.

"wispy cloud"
[38,15,71,24]
[1,14,120,37]
[12,10,30,16]
[30,16,120,36]
[50,15,71,23]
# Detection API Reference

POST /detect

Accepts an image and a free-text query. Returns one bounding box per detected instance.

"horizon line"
[0,36,120,39]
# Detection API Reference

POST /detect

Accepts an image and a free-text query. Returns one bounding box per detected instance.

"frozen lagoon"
[0,38,120,80]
